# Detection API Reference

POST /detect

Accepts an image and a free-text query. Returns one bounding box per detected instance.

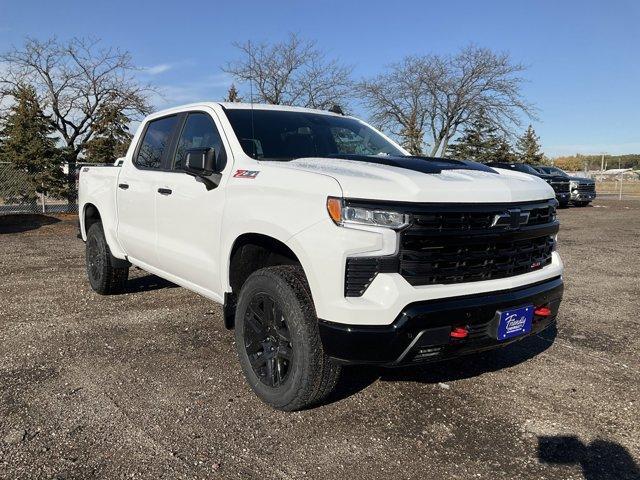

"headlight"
[570,181,578,190]
[326,197,409,229]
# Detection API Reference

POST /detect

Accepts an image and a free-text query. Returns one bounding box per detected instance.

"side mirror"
[185,147,215,176]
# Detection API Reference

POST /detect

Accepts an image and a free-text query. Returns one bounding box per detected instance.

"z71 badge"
[233,169,260,179]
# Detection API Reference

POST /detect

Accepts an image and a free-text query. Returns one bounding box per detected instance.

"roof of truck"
[219,102,343,115]
[148,102,344,120]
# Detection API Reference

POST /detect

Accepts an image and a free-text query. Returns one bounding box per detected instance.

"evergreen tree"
[447,113,514,163]
[0,85,65,200]
[84,100,133,164]
[515,125,544,164]
[494,137,516,163]
[225,84,242,102]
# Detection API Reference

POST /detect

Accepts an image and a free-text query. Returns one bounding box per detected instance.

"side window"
[174,112,225,170]
[135,116,178,169]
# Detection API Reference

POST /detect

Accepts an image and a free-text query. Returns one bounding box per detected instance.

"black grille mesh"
[550,181,570,193]
[576,183,595,192]
[344,200,558,296]
[399,235,554,286]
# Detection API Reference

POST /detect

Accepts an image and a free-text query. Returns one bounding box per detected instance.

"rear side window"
[173,112,225,170]
[135,116,178,169]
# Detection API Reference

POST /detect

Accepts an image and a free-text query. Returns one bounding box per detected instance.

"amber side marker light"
[327,197,343,225]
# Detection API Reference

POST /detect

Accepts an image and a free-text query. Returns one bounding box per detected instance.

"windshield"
[224,109,405,160]
[492,163,541,175]
[539,166,568,177]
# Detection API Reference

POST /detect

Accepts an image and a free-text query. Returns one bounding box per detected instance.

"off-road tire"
[86,222,129,295]
[234,265,341,411]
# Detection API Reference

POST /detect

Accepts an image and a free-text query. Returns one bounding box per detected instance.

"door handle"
[157,188,172,195]
[118,183,129,190]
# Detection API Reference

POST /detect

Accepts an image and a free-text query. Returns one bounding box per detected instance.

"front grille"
[550,180,570,193]
[411,203,554,231]
[576,183,595,192]
[344,200,558,296]
[399,235,554,286]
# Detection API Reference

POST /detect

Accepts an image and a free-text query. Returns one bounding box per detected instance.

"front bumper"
[556,192,570,204]
[570,191,596,202]
[318,276,563,365]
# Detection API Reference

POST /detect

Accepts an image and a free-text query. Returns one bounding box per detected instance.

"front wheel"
[234,265,341,411]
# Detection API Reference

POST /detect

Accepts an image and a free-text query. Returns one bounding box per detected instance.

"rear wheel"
[234,265,341,411]
[86,222,129,295]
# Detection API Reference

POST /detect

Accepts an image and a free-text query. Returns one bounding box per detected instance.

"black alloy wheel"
[243,292,293,387]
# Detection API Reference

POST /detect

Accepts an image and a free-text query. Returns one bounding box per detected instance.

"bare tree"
[357,56,438,155]
[358,45,535,157]
[223,33,352,110]
[0,37,153,197]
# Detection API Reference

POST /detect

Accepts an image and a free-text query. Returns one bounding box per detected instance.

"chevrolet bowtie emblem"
[490,208,530,229]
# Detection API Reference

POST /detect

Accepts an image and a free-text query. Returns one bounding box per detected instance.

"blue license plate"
[497,305,533,341]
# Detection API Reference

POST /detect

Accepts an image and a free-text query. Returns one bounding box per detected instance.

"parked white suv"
[79,102,564,410]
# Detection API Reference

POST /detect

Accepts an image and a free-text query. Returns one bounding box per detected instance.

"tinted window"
[224,109,404,160]
[174,112,225,170]
[514,164,540,175]
[541,166,568,177]
[135,116,178,169]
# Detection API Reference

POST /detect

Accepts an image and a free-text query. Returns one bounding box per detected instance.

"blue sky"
[1,0,638,156]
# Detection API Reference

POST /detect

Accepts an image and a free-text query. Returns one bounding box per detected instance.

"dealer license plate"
[496,305,533,341]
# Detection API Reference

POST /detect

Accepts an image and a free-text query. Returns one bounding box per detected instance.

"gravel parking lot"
[1,199,639,480]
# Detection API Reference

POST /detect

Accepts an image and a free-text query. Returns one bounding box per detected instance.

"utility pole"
[600,153,604,172]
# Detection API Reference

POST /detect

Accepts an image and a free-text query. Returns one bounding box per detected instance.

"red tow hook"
[534,306,552,317]
[450,327,469,339]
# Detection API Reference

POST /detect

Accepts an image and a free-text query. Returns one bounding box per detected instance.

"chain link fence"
[566,169,640,199]
[0,162,87,215]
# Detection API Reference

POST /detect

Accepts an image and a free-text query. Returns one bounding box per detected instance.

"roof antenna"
[328,104,344,115]
[249,40,256,158]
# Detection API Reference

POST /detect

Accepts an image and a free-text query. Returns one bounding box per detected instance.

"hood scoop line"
[325,155,498,175]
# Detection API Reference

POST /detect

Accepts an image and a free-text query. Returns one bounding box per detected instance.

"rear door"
[153,109,230,297]
[116,114,180,266]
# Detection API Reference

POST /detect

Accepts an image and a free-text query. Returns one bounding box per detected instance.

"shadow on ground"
[126,273,179,293]
[326,325,557,405]
[538,435,640,480]
[0,214,61,234]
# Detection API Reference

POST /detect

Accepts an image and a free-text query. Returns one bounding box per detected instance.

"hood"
[534,172,567,182]
[568,175,594,183]
[269,156,555,203]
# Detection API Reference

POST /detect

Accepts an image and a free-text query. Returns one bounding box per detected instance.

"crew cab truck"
[79,103,564,411]
[534,165,596,207]
[486,162,571,207]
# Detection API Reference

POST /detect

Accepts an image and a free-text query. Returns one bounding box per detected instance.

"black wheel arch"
[83,204,130,269]
[225,233,308,330]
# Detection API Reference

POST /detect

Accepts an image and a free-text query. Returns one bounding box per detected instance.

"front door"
[154,110,229,297]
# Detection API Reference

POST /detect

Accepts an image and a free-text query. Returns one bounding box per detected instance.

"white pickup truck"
[79,102,564,410]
